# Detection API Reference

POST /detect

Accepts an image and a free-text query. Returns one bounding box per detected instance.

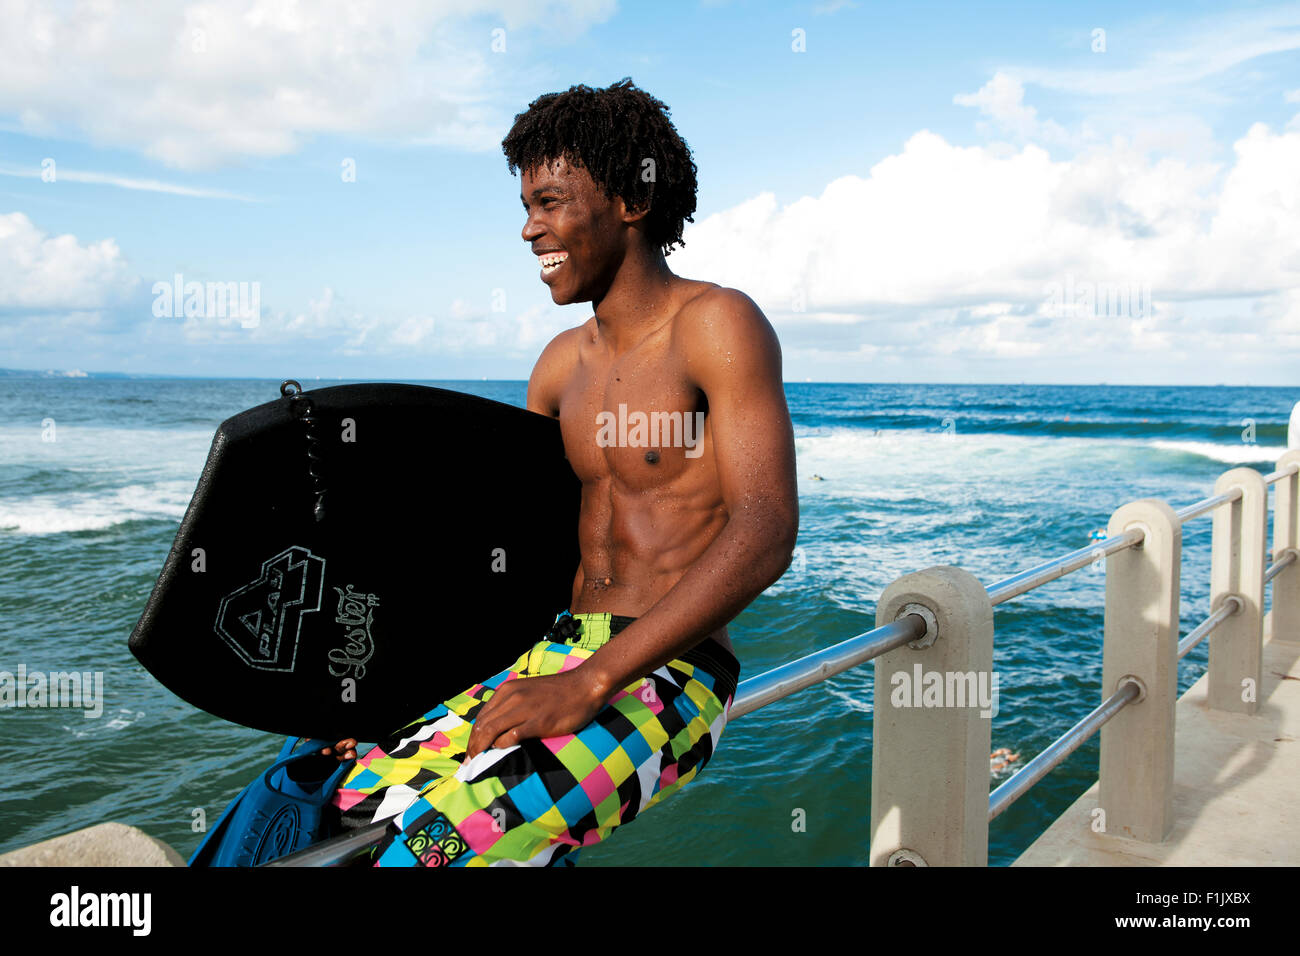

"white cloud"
[0,164,254,200]
[671,116,1300,363]
[969,303,1013,318]
[1016,8,1300,97]
[952,71,1219,158]
[957,10,1300,164]
[512,303,579,350]
[164,284,577,360]
[813,0,859,14]
[954,72,1069,144]
[0,212,136,309]
[0,0,616,168]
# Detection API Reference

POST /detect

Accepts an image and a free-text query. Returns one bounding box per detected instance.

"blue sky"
[0,0,1298,384]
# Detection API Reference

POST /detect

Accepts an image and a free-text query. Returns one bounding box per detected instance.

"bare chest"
[557,329,709,491]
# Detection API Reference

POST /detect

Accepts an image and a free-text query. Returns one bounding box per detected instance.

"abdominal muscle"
[568,472,735,657]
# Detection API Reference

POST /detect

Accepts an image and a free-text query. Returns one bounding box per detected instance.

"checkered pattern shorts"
[328,610,739,866]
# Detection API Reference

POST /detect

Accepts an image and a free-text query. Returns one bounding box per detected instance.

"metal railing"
[729,614,925,719]
[1264,548,1297,584]
[985,528,1143,606]
[1178,596,1241,659]
[983,455,1300,836]
[988,678,1141,822]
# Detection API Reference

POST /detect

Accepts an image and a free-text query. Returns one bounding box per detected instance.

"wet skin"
[325,153,798,764]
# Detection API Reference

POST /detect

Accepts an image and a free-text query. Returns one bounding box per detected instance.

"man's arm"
[525,328,574,418]
[465,289,798,757]
[578,288,799,697]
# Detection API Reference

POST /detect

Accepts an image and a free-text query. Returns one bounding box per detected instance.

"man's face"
[520,154,628,305]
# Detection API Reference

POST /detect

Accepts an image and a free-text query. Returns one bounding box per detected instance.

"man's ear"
[621,195,652,224]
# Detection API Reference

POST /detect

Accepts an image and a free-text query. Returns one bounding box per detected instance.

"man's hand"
[465,668,610,760]
[321,738,358,762]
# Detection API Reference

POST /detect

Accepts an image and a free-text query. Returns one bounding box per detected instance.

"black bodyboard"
[128,382,581,741]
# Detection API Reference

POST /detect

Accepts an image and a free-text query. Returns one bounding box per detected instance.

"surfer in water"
[323,78,799,866]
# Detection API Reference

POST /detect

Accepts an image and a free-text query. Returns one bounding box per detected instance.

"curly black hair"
[502,77,698,258]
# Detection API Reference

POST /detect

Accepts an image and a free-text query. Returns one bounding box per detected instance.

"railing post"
[1271,450,1300,645]
[1209,467,1267,713]
[1101,498,1179,842]
[870,565,994,866]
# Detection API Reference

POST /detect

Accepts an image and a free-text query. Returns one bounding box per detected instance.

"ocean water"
[0,375,1294,866]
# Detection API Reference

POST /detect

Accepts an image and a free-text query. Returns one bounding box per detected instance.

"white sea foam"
[794,426,1290,489]
[1147,439,1287,465]
[784,425,1262,605]
[824,684,873,715]
[104,709,146,731]
[794,427,1108,498]
[0,480,194,535]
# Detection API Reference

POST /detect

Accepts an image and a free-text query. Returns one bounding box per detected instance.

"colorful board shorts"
[327,609,741,866]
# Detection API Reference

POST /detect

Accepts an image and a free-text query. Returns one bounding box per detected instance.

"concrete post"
[1100,498,1180,843]
[1209,468,1267,714]
[870,565,994,867]
[1271,450,1300,645]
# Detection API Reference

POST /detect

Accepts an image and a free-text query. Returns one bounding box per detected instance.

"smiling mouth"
[538,252,569,279]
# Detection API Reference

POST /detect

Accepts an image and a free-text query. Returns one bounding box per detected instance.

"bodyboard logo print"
[328,582,379,680]
[214,546,326,672]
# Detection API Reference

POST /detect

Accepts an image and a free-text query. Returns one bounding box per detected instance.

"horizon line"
[0,366,1293,389]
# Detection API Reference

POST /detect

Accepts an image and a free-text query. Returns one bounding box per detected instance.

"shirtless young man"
[322,79,798,866]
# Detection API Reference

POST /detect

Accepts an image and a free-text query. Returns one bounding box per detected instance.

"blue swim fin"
[189,736,355,867]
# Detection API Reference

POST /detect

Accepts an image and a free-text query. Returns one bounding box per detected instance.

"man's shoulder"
[527,323,587,416]
[674,284,779,372]
[676,284,769,336]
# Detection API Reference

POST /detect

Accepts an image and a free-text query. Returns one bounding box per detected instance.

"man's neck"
[591,249,680,356]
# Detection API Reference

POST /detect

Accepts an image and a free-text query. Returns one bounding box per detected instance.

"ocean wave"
[1146,439,1289,465]
[0,481,193,535]
[793,425,1291,469]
